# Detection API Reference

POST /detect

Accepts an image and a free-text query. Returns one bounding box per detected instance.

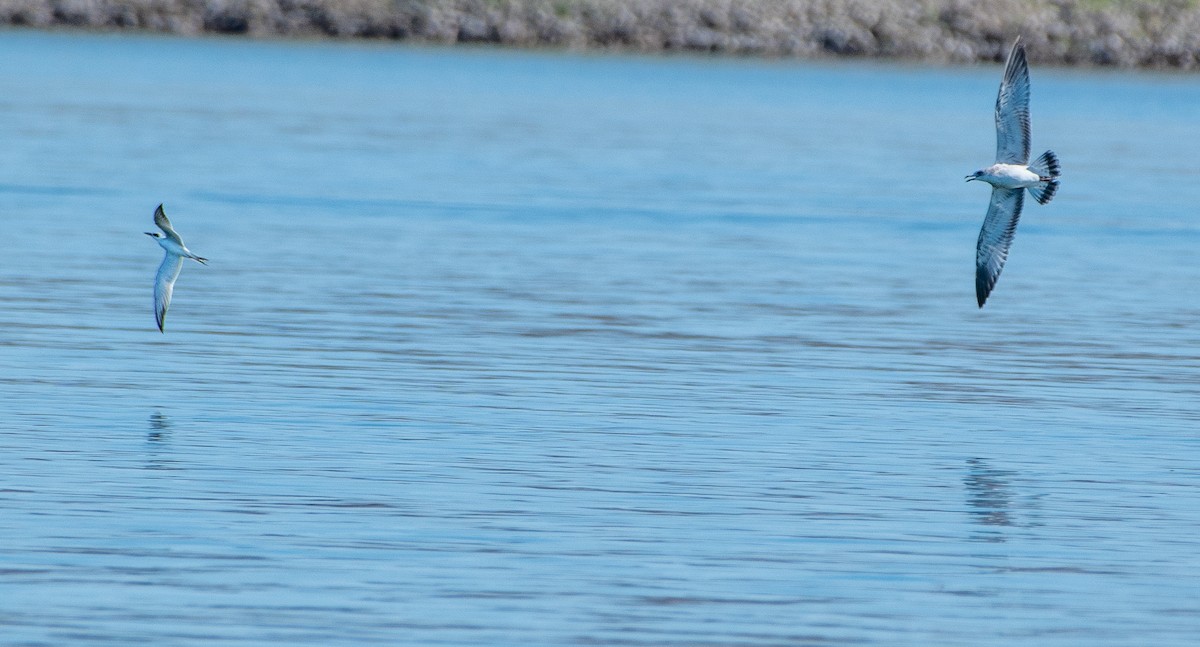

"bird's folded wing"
[976,188,1025,307]
[995,39,1031,165]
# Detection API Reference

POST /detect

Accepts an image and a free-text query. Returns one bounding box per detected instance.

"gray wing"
[154,204,183,244]
[994,38,1031,164]
[154,252,184,332]
[975,187,1025,307]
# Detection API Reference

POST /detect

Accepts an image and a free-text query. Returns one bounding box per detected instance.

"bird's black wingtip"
[976,275,991,308]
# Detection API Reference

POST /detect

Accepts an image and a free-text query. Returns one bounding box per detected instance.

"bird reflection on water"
[964,458,1016,542]
[148,411,171,440]
[145,411,175,470]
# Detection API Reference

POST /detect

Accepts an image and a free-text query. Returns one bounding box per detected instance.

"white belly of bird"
[157,238,190,257]
[981,163,1041,189]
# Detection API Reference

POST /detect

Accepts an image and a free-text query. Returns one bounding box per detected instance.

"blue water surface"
[1,30,1199,646]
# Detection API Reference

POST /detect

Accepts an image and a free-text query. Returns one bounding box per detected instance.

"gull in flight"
[145,204,207,332]
[966,37,1061,307]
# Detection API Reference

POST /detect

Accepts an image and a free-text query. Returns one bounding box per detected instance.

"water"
[2,30,1200,646]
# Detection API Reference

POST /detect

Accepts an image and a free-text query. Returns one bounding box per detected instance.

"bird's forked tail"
[1027,150,1060,205]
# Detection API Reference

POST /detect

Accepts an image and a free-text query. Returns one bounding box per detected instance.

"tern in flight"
[966,37,1060,307]
[145,204,207,332]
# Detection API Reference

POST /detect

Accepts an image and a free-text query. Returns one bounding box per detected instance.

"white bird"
[966,37,1061,308]
[145,204,207,332]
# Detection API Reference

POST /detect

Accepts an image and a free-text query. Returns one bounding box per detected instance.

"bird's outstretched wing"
[994,38,1031,165]
[154,204,182,244]
[976,187,1025,307]
[154,252,184,332]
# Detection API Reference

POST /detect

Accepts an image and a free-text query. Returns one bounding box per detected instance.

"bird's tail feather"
[1028,179,1058,205]
[1028,150,1060,205]
[191,255,208,265]
[1029,150,1060,179]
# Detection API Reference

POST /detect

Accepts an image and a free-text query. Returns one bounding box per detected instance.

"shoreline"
[2,1,1200,69]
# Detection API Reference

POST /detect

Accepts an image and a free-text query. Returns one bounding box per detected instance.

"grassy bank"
[2,0,1200,67]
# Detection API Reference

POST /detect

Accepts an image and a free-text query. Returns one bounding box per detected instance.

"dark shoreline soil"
[3,0,1200,68]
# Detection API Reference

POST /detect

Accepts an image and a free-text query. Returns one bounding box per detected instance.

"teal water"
[2,30,1200,646]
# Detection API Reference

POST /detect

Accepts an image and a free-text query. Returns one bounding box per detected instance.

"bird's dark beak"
[964,175,975,182]
[144,232,155,237]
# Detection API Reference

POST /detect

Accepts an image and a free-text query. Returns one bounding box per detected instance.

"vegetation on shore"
[2,0,1200,67]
